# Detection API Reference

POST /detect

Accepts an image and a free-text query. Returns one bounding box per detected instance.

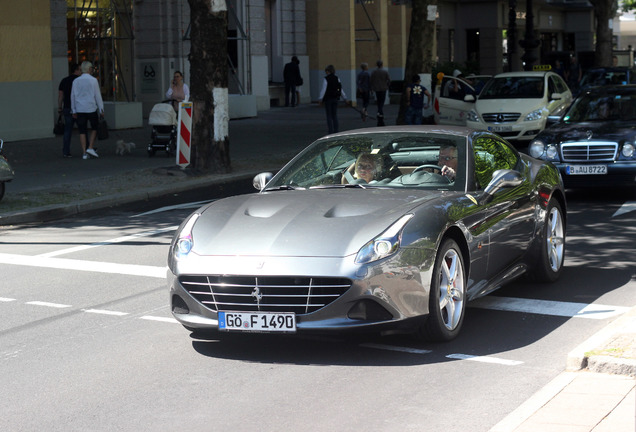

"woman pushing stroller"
[166,71,189,112]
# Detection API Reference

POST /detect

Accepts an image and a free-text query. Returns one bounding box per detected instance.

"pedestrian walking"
[71,61,104,160]
[319,65,349,134]
[356,62,370,121]
[405,74,431,125]
[57,63,81,158]
[370,60,391,126]
[283,56,302,107]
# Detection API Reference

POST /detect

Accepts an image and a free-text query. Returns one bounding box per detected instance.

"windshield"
[265,132,467,191]
[479,76,545,99]
[563,92,636,122]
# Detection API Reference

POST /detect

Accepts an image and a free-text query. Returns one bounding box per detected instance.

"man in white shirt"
[71,61,104,159]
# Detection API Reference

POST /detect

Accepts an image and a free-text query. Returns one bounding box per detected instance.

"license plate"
[565,165,607,175]
[488,125,512,132]
[218,311,296,333]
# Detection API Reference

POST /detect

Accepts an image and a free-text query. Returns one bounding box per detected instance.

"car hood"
[475,98,546,116]
[541,121,636,142]
[189,188,440,257]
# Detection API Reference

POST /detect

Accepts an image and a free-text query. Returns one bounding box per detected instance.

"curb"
[567,304,636,376]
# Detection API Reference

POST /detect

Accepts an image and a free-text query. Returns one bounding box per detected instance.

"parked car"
[433,74,491,125]
[168,126,567,342]
[528,85,636,188]
[466,71,572,141]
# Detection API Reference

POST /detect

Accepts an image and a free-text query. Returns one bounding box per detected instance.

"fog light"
[172,295,190,314]
[348,300,393,321]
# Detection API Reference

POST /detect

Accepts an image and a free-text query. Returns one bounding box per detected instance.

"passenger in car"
[355,153,381,183]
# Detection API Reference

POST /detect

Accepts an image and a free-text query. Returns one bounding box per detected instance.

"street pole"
[519,0,539,71]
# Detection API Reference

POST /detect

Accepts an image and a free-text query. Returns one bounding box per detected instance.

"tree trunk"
[188,0,231,173]
[397,0,437,125]
[590,0,618,68]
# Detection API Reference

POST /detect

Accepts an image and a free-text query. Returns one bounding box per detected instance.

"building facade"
[1,0,601,141]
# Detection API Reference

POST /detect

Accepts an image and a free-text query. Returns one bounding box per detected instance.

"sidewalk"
[1,101,635,431]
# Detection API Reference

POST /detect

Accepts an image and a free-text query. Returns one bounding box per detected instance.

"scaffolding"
[68,0,135,102]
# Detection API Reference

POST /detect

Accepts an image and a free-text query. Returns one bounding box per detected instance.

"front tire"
[419,239,466,342]
[533,199,565,282]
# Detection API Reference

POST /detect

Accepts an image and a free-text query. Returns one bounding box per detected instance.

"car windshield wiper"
[263,184,306,191]
[310,183,367,189]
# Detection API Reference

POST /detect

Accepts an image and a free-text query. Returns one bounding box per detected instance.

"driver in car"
[438,144,458,180]
[354,153,379,183]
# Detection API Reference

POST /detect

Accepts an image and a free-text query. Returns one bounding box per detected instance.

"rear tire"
[532,199,565,282]
[418,239,466,342]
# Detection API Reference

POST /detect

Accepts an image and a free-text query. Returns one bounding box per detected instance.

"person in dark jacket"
[57,63,81,157]
[283,56,302,107]
[319,65,349,134]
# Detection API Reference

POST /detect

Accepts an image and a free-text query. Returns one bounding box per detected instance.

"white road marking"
[446,353,524,366]
[0,253,166,278]
[131,200,213,217]
[613,201,636,218]
[360,343,432,355]
[139,315,179,324]
[83,309,129,316]
[26,301,71,308]
[0,297,16,302]
[37,226,178,258]
[470,296,629,320]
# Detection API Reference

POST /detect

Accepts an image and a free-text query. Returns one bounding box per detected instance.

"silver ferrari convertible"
[168,126,566,341]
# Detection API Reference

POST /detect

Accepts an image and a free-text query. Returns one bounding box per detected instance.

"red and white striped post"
[177,101,193,167]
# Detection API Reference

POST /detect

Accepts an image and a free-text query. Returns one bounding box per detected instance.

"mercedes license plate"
[218,311,296,333]
[565,165,607,175]
[489,125,512,132]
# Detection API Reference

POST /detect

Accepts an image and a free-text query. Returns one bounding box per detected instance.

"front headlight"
[529,140,545,158]
[546,145,558,160]
[173,213,200,260]
[355,214,413,264]
[466,110,480,122]
[623,143,635,158]
[525,109,543,122]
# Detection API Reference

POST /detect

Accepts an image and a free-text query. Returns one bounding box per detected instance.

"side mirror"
[253,172,274,191]
[546,115,561,126]
[464,94,476,102]
[481,169,524,202]
[550,92,562,101]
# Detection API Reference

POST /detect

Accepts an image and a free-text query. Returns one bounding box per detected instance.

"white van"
[465,71,572,141]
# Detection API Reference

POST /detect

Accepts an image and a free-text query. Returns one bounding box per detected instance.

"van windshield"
[479,77,545,99]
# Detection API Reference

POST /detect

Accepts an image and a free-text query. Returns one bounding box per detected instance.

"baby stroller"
[148,101,177,156]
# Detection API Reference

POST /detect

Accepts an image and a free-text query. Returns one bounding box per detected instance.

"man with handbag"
[57,63,81,158]
[71,61,104,160]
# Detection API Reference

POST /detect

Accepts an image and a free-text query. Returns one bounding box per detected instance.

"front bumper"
[466,118,544,141]
[552,161,636,187]
[168,253,433,335]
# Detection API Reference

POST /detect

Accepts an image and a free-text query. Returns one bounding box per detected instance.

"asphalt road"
[0,186,635,431]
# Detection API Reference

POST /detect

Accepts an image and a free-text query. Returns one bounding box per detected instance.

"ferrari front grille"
[481,113,521,123]
[561,142,617,162]
[179,275,351,314]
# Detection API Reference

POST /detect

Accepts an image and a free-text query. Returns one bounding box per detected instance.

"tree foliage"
[187,0,231,173]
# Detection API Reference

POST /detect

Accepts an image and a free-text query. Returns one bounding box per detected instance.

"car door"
[470,135,536,279]
[547,74,572,116]
[433,76,476,125]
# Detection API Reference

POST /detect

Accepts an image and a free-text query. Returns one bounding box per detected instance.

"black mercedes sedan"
[528,85,636,188]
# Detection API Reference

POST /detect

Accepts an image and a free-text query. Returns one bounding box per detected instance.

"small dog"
[115,139,136,155]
